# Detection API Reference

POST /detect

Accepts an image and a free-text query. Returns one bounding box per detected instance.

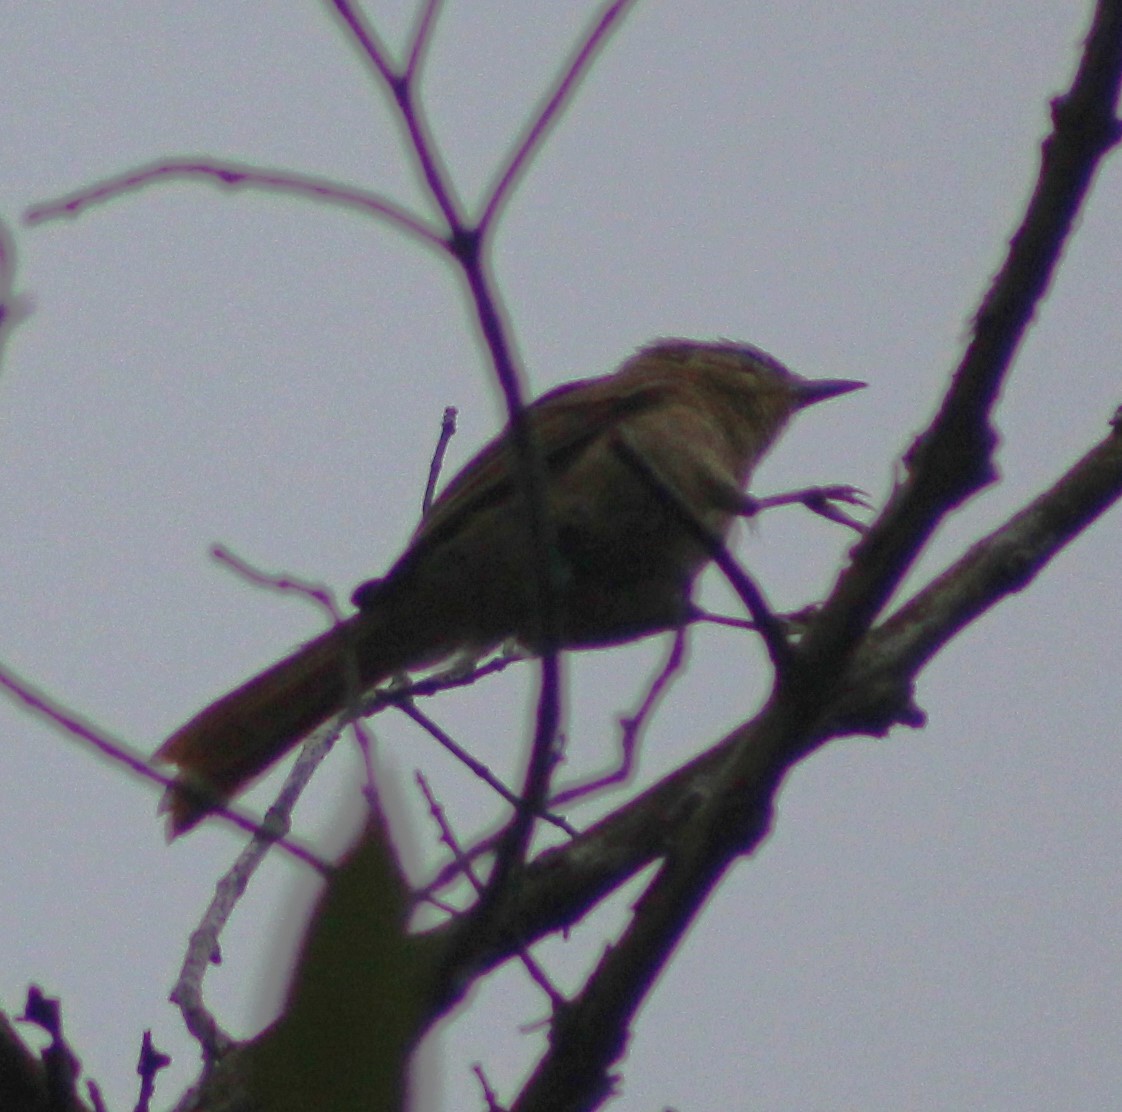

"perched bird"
[156,340,864,835]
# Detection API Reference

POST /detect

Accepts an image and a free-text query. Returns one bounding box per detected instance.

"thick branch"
[426,417,1122,999]
[797,0,1122,675]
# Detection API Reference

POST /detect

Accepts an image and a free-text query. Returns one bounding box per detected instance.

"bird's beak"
[793,378,867,408]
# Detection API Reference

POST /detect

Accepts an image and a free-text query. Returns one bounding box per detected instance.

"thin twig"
[452,266,563,913]
[169,723,338,1056]
[329,0,465,229]
[405,0,444,80]
[25,159,446,248]
[0,216,33,364]
[211,543,344,620]
[395,698,577,837]
[350,714,385,818]
[366,651,520,703]
[422,406,458,516]
[473,1063,505,1112]
[0,660,327,868]
[134,1029,171,1112]
[324,0,396,85]
[414,829,500,906]
[550,628,686,807]
[416,772,566,1011]
[479,0,638,232]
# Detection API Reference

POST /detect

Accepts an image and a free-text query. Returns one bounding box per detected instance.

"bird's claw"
[741,484,872,532]
[800,486,871,532]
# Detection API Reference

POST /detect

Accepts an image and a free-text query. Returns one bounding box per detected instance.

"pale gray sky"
[2,3,1120,1110]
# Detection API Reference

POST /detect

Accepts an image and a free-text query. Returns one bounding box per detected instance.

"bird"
[155,339,865,835]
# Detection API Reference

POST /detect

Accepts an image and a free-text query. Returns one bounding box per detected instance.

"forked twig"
[396,699,577,837]
[550,628,687,807]
[211,544,344,621]
[416,772,566,1011]
[169,721,342,1057]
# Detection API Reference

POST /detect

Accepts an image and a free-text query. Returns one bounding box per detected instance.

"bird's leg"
[611,431,792,674]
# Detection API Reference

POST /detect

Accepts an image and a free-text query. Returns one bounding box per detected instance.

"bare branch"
[426,413,1122,994]
[321,0,398,87]
[211,544,343,622]
[511,840,731,1112]
[169,724,341,1057]
[797,0,1122,678]
[550,628,686,807]
[405,0,445,81]
[473,1063,505,1112]
[422,406,458,516]
[327,0,466,229]
[860,412,1122,684]
[416,772,565,1011]
[394,698,577,838]
[0,660,327,869]
[479,0,639,232]
[134,1030,172,1112]
[25,159,445,249]
[0,216,33,365]
[323,1,576,911]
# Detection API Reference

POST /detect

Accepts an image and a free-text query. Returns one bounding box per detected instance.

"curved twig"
[25,159,446,249]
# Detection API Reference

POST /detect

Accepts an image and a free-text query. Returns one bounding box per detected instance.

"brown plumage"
[155,340,863,835]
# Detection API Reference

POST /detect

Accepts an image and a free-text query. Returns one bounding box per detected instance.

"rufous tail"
[156,600,440,837]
